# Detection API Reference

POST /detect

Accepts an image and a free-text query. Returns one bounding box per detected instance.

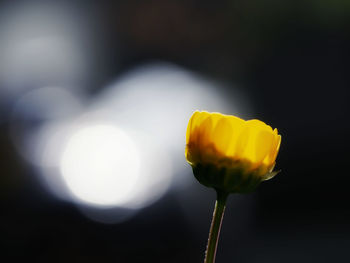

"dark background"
[1,0,349,262]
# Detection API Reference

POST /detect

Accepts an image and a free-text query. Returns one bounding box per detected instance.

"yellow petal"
[225,115,245,156]
[263,132,281,166]
[212,117,233,155]
[191,111,210,133]
[234,123,251,159]
[254,130,275,164]
[235,119,273,163]
[197,115,213,148]
[272,135,281,162]
[190,111,209,146]
[186,111,199,145]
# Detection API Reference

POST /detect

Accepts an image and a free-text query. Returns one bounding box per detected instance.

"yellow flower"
[185,111,281,193]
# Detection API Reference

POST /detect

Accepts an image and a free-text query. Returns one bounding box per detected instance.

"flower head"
[185,111,281,193]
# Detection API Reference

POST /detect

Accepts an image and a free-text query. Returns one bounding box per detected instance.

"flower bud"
[185,111,281,193]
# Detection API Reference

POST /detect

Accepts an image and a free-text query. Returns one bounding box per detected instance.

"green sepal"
[262,170,280,181]
[192,163,268,194]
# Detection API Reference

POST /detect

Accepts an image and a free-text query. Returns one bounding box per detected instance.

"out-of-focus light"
[78,205,137,225]
[9,86,84,202]
[31,114,173,212]
[11,86,83,121]
[1,36,85,88]
[32,121,75,202]
[9,86,83,166]
[10,62,250,223]
[123,130,172,209]
[93,62,251,188]
[0,1,90,97]
[60,124,141,207]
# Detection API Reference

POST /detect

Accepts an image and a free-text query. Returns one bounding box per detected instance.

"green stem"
[204,190,228,263]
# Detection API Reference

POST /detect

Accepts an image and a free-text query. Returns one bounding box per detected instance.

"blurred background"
[1,0,349,262]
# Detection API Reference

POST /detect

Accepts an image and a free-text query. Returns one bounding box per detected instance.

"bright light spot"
[21,109,172,213]
[60,124,140,207]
